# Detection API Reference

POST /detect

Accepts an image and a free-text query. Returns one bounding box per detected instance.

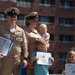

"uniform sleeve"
[24,31,29,48]
[21,30,29,58]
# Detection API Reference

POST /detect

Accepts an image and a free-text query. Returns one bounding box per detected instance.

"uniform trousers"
[0,57,20,75]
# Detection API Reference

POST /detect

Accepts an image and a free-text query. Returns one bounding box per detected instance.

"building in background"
[0,0,75,74]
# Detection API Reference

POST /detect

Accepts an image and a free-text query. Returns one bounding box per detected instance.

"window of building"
[39,0,55,7]
[1,0,8,1]
[59,17,74,27]
[17,0,33,2]
[18,14,25,20]
[17,14,26,26]
[60,0,75,8]
[39,0,50,4]
[39,16,54,24]
[0,12,5,20]
[17,0,33,7]
[50,34,54,43]
[1,0,17,2]
[58,52,67,61]
[58,35,74,43]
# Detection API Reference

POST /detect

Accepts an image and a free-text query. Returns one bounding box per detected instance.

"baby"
[39,23,50,49]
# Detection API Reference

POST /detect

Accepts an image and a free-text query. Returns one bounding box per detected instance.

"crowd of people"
[0,7,75,75]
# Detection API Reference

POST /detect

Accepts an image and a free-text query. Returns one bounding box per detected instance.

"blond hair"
[66,50,75,62]
[39,24,47,29]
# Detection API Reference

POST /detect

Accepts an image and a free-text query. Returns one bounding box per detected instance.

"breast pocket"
[15,32,24,43]
[16,36,23,42]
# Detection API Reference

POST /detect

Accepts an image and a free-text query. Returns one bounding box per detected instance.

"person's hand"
[0,53,4,58]
[49,57,54,63]
[34,56,39,61]
[62,70,66,74]
[28,62,34,69]
[22,59,27,68]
